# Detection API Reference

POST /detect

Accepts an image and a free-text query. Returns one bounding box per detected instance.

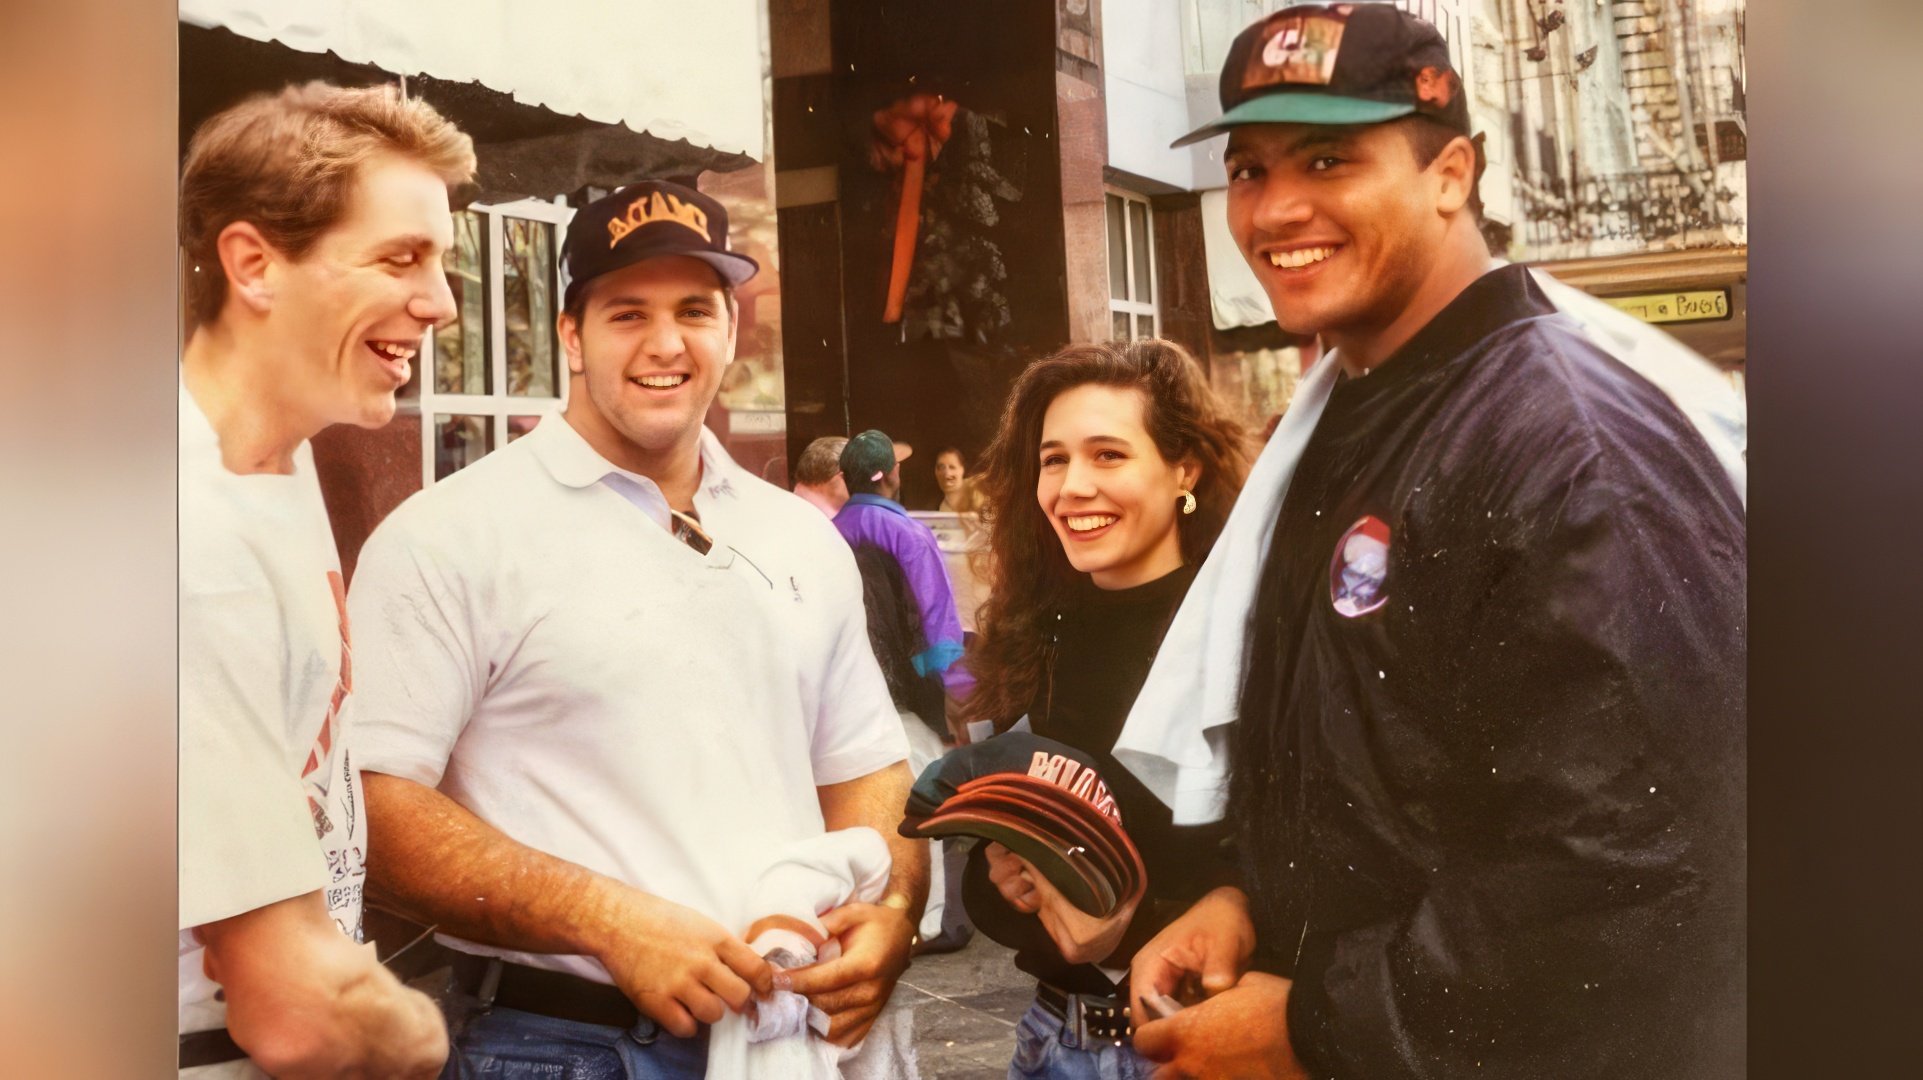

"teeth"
[369,341,417,361]
[635,374,687,388]
[1066,514,1118,532]
[1268,246,1336,269]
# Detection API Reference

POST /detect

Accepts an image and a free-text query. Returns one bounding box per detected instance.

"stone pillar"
[776,0,1069,507]
[769,0,849,477]
[1056,0,1111,348]
[1150,191,1212,366]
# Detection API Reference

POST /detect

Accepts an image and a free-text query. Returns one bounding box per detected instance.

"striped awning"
[180,0,767,160]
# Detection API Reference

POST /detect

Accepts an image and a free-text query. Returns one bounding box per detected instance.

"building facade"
[1085,0,1747,436]
[180,0,1748,556]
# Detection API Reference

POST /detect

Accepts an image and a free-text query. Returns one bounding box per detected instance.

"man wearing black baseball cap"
[348,180,926,1076]
[1115,5,1747,1078]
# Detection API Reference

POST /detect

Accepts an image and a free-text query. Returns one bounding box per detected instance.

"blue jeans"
[441,1006,709,1080]
[1008,999,1155,1080]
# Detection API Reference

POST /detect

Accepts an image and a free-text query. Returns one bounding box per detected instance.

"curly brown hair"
[962,338,1254,729]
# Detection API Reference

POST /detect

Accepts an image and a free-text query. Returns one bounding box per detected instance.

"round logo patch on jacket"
[1330,515,1391,617]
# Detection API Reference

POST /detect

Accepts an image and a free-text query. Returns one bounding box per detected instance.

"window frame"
[1104,186,1160,342]
[415,196,574,487]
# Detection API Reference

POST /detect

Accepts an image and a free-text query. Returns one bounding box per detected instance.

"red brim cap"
[960,773,1147,901]
[912,807,1120,916]
[938,786,1131,898]
[944,779,1138,900]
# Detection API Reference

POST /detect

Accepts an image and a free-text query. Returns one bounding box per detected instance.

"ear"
[1178,456,1202,495]
[216,221,277,314]
[1433,134,1478,216]
[558,310,585,375]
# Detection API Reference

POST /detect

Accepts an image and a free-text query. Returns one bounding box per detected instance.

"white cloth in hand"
[705,827,918,1079]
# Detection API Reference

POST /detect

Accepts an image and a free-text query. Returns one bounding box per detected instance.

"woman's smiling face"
[1035,383,1197,590]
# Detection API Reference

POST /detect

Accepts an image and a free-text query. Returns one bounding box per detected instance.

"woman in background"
[932,445,991,632]
[935,446,984,515]
[960,338,1253,1079]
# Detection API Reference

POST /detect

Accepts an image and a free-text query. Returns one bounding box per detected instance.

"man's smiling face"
[559,255,736,460]
[268,153,459,429]
[1224,119,1449,343]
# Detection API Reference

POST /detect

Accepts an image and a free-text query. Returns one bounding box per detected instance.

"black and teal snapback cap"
[1172,2,1469,148]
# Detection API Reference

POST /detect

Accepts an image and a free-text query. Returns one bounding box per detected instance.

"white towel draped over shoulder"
[1527,270,1748,505]
[1111,264,1748,826]
[1108,349,1341,827]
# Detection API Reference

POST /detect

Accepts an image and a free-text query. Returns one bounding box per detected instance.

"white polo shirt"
[348,416,907,983]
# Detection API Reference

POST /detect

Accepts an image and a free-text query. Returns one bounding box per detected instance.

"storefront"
[1530,246,1749,379]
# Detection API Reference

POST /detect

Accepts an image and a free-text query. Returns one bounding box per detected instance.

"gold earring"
[1179,490,1196,515]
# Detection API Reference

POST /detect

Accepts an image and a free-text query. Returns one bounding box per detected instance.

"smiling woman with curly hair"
[958,337,1254,1079]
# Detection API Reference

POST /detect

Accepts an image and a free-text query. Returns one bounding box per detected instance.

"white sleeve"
[346,510,485,788]
[806,533,911,785]
[179,559,328,930]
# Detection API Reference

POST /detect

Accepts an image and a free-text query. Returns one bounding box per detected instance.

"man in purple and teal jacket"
[833,429,973,706]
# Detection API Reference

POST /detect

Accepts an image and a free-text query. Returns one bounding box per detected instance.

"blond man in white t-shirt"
[177,82,474,1078]
[349,181,927,1078]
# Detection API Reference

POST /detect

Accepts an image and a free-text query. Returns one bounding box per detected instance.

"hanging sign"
[1601,289,1732,325]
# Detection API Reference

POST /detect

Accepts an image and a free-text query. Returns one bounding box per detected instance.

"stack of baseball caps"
[901,733,1145,918]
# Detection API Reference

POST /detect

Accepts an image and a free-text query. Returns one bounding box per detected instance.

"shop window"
[1105,189,1159,342]
[407,198,572,486]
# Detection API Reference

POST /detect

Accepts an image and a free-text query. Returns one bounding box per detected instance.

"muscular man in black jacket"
[1124,6,1745,1079]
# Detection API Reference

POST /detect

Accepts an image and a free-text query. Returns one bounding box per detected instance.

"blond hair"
[180,81,477,327]
[795,436,850,486]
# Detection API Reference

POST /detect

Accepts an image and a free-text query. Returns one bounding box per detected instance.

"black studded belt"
[1036,981,1133,1044]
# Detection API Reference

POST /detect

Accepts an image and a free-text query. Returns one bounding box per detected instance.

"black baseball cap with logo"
[560,180,759,310]
[905,733,1115,820]
[1171,2,1469,148]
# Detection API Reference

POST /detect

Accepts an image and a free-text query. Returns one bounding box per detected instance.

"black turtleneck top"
[961,561,1237,995]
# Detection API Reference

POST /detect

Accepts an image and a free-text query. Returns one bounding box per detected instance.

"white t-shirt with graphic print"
[177,381,368,1055]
